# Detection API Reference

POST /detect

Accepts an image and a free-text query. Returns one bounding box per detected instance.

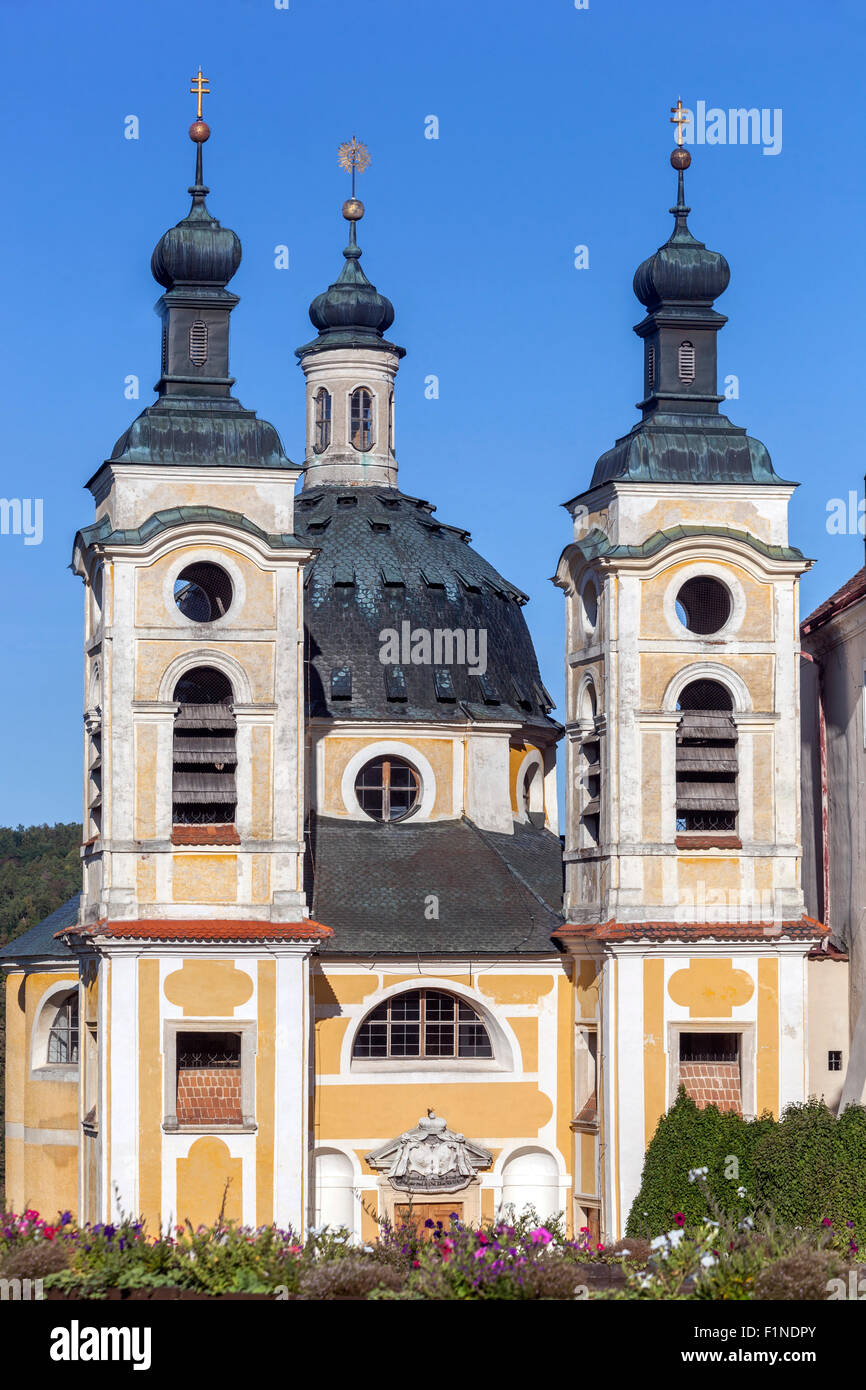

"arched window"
[350,387,374,451]
[172,666,237,826]
[675,678,738,834]
[521,760,544,826]
[314,388,332,453]
[47,993,79,1065]
[678,340,696,382]
[353,990,493,1060]
[355,755,420,821]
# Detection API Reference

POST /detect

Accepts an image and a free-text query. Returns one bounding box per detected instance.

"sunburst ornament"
[337,135,371,205]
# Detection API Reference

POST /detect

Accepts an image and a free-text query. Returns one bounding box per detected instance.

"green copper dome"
[296,212,404,359]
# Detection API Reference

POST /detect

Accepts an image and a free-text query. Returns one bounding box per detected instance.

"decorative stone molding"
[366,1110,492,1194]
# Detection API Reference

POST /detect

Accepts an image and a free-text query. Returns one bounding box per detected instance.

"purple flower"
[530,1227,553,1245]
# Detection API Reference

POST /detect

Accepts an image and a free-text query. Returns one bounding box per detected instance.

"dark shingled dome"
[151,188,241,290]
[296,485,557,726]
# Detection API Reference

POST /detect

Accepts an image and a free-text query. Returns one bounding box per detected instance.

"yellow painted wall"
[176,1138,243,1228]
[134,725,159,839]
[757,957,780,1117]
[640,653,774,711]
[134,546,276,629]
[172,854,238,903]
[135,640,274,702]
[320,735,453,818]
[640,561,773,642]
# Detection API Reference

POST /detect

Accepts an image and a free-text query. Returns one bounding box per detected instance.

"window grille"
[48,994,79,1065]
[676,680,737,833]
[350,387,374,451]
[678,340,695,382]
[647,344,656,389]
[680,1032,739,1063]
[828,1050,843,1072]
[676,576,731,635]
[354,991,493,1059]
[172,667,237,825]
[188,321,208,365]
[174,562,233,623]
[177,1032,241,1069]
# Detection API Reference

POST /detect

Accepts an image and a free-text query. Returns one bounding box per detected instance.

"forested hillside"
[0,822,81,1204]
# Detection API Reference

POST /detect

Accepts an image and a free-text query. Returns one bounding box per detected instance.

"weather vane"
[189,67,211,145]
[338,136,371,198]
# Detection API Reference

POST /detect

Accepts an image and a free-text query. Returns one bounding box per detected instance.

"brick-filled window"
[176,1031,242,1126]
[679,1032,741,1114]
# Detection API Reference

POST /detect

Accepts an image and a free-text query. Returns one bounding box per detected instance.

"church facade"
[0,105,848,1243]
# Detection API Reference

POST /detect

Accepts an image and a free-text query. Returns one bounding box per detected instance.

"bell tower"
[554,107,826,1239]
[67,81,328,1234]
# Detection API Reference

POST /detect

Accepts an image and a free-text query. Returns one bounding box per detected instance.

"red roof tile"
[553,915,827,944]
[58,918,333,943]
[801,566,866,634]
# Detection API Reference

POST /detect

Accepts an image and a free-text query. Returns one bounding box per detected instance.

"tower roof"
[586,134,791,492]
[296,202,404,359]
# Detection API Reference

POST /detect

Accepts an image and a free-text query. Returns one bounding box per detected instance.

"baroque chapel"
[1,95,848,1242]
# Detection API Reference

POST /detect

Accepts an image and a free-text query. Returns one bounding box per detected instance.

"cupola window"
[172,666,237,826]
[353,990,493,1060]
[189,321,208,366]
[676,576,731,635]
[314,388,332,453]
[678,340,696,382]
[676,679,738,836]
[646,344,656,390]
[350,387,374,451]
[355,755,419,821]
[47,993,79,1066]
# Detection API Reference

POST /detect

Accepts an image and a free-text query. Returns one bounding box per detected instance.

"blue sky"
[0,0,864,826]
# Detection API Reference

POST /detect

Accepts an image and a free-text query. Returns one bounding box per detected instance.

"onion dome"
[151,131,241,290]
[298,202,403,358]
[633,164,730,310]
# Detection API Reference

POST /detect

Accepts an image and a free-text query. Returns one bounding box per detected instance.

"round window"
[355,755,420,821]
[675,576,731,635]
[174,563,233,623]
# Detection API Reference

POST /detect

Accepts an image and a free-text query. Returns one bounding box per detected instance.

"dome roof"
[151,184,241,290]
[633,180,729,310]
[296,486,556,726]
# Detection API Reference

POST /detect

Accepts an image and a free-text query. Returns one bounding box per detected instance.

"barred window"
[350,387,374,451]
[174,562,233,623]
[353,991,493,1060]
[314,388,332,453]
[48,994,79,1065]
[676,576,731,635]
[676,680,737,834]
[172,667,237,825]
[647,343,656,390]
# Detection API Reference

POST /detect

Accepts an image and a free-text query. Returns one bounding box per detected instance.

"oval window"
[355,755,420,821]
[675,576,731,635]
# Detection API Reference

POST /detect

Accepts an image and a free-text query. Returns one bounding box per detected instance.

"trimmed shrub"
[626,1088,773,1238]
[297,1255,404,1300]
[754,1249,845,1301]
[752,1099,866,1247]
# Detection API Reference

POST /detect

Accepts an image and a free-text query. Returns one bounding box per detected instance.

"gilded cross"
[190,67,210,120]
[670,96,690,146]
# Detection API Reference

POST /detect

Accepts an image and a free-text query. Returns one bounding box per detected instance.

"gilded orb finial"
[338,135,371,200]
[189,67,211,143]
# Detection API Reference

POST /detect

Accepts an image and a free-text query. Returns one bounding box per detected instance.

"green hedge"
[627,1089,866,1244]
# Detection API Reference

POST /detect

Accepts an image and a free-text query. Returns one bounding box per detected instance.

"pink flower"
[473,1249,486,1261]
[822,1218,833,1228]
[530,1227,553,1245]
[43,1227,55,1241]
[412,1259,420,1268]
[674,1213,685,1227]
[595,1242,604,1251]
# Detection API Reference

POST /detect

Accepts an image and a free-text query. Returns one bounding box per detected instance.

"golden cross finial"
[338,136,371,198]
[670,96,690,147]
[190,67,210,121]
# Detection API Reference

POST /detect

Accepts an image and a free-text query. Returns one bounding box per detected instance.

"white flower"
[700,1253,717,1268]
[620,1249,631,1257]
[688,1165,709,1183]
[739,1216,754,1231]
[667,1229,684,1247]
[650,1234,669,1251]
[737,1186,747,1198]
